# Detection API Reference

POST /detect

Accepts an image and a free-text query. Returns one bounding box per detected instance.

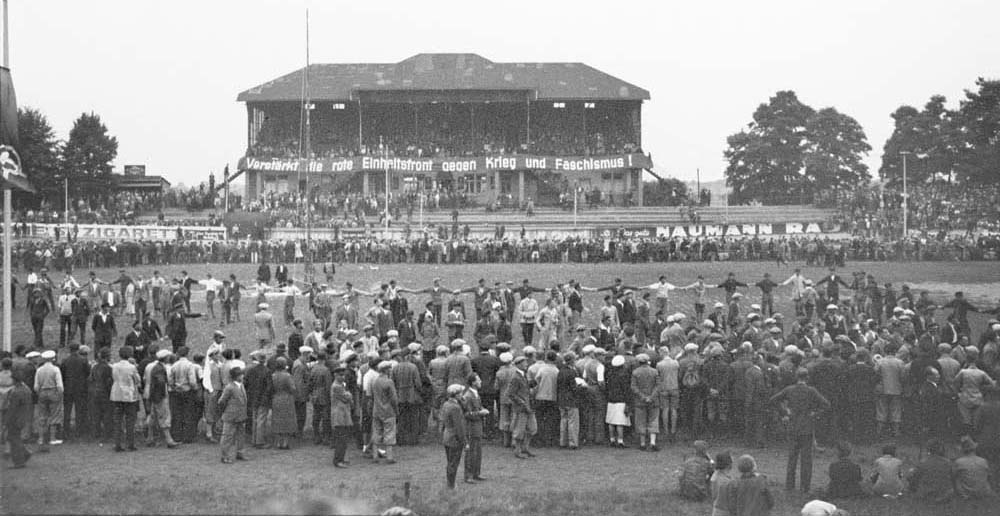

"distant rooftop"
[237,53,649,103]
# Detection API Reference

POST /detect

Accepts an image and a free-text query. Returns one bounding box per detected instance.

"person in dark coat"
[826,441,864,499]
[91,303,117,350]
[308,353,333,445]
[843,349,878,443]
[471,345,501,439]
[807,345,843,446]
[916,367,951,442]
[60,343,91,440]
[218,366,248,463]
[244,352,273,448]
[257,262,271,285]
[973,388,1000,486]
[5,367,33,468]
[87,347,114,442]
[461,373,489,483]
[270,358,297,449]
[907,439,954,503]
[330,366,354,467]
[769,368,830,493]
[393,348,424,445]
[441,384,468,489]
[556,353,581,449]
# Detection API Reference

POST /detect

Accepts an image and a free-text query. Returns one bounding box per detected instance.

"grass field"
[2,260,1000,516]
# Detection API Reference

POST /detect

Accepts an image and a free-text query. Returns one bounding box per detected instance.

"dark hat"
[332,366,347,374]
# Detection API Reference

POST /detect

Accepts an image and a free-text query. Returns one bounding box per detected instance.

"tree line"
[724,78,999,206]
[16,109,118,203]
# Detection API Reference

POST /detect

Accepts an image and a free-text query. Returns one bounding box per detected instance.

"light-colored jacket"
[110,360,141,403]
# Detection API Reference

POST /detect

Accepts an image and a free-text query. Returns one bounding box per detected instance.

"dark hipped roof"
[237,53,649,103]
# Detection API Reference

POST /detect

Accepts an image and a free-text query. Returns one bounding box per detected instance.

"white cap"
[499,352,513,363]
[750,303,761,311]
[258,303,269,310]
[26,351,41,359]
[714,302,725,308]
[386,330,399,338]
[893,307,904,313]
[299,346,314,354]
[674,312,686,320]
[703,319,715,328]
[41,350,56,360]
[611,355,626,367]
[446,383,465,395]
[407,342,422,352]
[764,318,776,325]
[156,349,171,360]
[581,344,596,354]
[523,346,536,355]
[684,343,699,352]
[666,315,675,323]
[826,304,839,310]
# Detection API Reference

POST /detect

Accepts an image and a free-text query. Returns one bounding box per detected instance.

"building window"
[332,103,345,110]
[584,102,596,109]
[402,176,421,192]
[553,102,565,109]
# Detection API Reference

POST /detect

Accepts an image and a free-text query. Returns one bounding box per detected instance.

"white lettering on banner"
[485,156,517,170]
[525,158,546,169]
[554,157,626,172]
[329,159,354,172]
[442,160,476,173]
[361,157,434,172]
[21,224,226,241]
[649,223,839,238]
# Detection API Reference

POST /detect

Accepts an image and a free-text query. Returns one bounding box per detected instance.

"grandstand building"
[236,53,652,206]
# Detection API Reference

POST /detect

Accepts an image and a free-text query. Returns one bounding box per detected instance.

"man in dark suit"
[441,383,468,488]
[275,264,289,286]
[815,267,850,305]
[257,262,271,285]
[769,368,830,493]
[506,355,536,459]
[330,366,354,467]
[124,321,145,357]
[180,271,197,313]
[393,349,424,445]
[916,367,951,442]
[91,303,116,350]
[71,290,91,346]
[396,311,418,347]
[218,366,248,463]
[60,343,91,440]
[471,346,501,439]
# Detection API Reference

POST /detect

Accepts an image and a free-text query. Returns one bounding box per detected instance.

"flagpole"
[2,0,11,353]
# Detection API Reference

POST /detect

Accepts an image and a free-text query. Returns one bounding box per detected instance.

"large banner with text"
[599,222,842,239]
[18,223,228,241]
[239,152,652,174]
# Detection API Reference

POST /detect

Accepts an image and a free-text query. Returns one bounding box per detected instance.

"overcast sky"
[9,0,1000,187]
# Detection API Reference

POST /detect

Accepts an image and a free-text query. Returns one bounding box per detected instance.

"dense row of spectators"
[6,233,998,273]
[835,183,1000,237]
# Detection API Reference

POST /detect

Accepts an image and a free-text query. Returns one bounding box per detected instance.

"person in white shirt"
[25,268,38,309]
[680,276,710,321]
[199,274,224,320]
[781,268,809,317]
[643,276,677,316]
[517,292,539,346]
[57,287,76,347]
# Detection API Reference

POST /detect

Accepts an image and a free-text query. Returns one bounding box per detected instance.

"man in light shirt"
[199,274,223,320]
[517,292,539,346]
[782,268,809,317]
[169,346,201,443]
[34,350,64,452]
[57,287,76,348]
[643,276,677,316]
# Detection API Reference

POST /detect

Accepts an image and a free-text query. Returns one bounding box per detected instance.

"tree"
[61,112,118,198]
[803,107,871,204]
[724,91,815,204]
[878,96,962,187]
[15,107,62,202]
[954,78,1000,185]
[642,177,689,206]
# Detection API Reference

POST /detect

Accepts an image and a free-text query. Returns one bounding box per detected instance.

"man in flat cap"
[218,366,248,463]
[144,349,179,449]
[33,350,63,452]
[507,355,536,459]
[371,360,398,464]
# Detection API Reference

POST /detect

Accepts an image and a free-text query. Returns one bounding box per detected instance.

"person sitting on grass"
[869,444,904,498]
[906,439,954,503]
[723,454,774,516]
[678,439,713,501]
[826,441,864,499]
[953,436,996,500]
[711,451,735,516]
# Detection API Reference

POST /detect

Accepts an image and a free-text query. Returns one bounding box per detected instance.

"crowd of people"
[833,183,1000,238]
[5,232,999,275]
[2,261,1000,512]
